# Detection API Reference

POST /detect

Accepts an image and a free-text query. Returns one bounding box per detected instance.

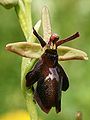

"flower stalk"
[15,1,40,120]
[13,0,40,120]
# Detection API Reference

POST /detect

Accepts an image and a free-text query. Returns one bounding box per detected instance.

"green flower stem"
[21,58,38,120]
[15,0,38,120]
[26,89,38,120]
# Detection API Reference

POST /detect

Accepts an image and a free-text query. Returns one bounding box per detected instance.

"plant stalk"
[15,0,38,120]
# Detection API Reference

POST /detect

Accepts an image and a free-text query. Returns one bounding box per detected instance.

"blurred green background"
[0,0,90,120]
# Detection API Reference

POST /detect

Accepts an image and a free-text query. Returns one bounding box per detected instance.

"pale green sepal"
[6,42,43,58]
[58,46,88,61]
[42,6,52,42]
[0,0,18,9]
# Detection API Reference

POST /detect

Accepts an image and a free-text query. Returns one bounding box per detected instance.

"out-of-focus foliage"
[0,0,90,120]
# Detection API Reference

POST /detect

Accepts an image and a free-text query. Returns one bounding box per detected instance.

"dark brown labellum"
[26,49,69,113]
[26,28,79,113]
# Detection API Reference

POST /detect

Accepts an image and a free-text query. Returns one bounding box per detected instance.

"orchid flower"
[0,0,88,120]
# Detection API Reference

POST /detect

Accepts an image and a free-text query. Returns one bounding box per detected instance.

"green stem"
[15,0,38,120]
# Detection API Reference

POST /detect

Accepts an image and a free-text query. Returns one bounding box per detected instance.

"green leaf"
[15,0,32,40]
